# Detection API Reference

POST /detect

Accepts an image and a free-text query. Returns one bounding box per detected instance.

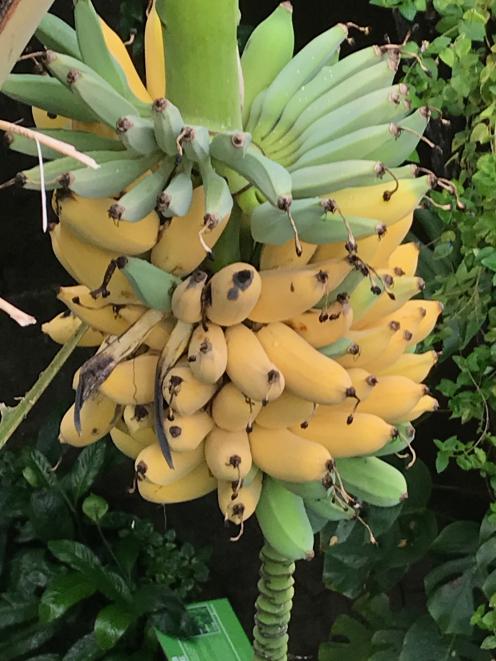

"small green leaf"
[39,571,97,622]
[65,443,106,503]
[62,633,103,661]
[82,494,109,523]
[94,604,134,651]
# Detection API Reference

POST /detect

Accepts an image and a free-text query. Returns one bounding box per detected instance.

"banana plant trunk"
[156,2,294,658]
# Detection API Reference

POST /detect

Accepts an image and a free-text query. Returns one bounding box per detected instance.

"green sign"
[156,598,252,660]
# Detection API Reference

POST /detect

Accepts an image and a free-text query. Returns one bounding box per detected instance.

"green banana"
[280,479,330,500]
[117,256,181,311]
[4,128,123,160]
[291,160,410,198]
[244,89,266,133]
[35,13,82,59]
[250,198,381,245]
[265,58,398,156]
[116,115,158,154]
[200,160,234,228]
[304,495,355,521]
[12,150,128,191]
[181,125,210,163]
[255,477,315,562]
[1,74,96,122]
[350,275,425,325]
[157,168,194,217]
[67,67,140,129]
[253,23,349,141]
[241,2,294,125]
[255,594,293,616]
[289,108,430,170]
[210,132,292,207]
[305,508,329,534]
[319,336,359,359]
[263,45,391,148]
[152,98,185,156]
[60,153,161,198]
[374,422,415,457]
[335,456,408,507]
[274,84,411,165]
[108,157,175,221]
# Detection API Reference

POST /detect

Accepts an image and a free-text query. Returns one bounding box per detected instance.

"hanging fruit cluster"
[2,0,442,565]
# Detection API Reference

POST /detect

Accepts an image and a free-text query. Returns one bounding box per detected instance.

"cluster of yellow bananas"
[2,1,442,568]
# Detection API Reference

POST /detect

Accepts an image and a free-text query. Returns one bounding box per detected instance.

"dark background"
[0,2,451,656]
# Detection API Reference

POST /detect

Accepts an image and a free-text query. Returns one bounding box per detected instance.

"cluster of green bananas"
[3,1,442,569]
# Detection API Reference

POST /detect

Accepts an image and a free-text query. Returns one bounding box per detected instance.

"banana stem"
[253,542,296,661]
[0,323,88,449]
[156,0,242,131]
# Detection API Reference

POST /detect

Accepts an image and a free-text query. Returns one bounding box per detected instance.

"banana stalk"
[155,0,242,131]
[253,543,295,661]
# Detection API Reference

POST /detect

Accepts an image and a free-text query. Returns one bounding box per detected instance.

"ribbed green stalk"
[253,543,296,661]
[155,0,242,132]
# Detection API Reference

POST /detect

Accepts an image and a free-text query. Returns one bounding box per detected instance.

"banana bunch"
[3,1,443,569]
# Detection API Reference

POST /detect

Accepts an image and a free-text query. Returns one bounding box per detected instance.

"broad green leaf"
[431,521,480,555]
[0,598,37,629]
[94,604,134,651]
[65,443,106,502]
[62,633,104,661]
[399,615,455,660]
[39,571,97,622]
[427,567,476,635]
[29,489,74,541]
[0,622,57,661]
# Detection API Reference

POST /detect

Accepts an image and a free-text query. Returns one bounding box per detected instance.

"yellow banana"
[205,427,252,481]
[53,191,159,255]
[310,224,386,264]
[163,363,217,415]
[49,222,140,305]
[59,392,117,447]
[255,391,315,430]
[136,441,204,485]
[248,259,351,324]
[249,425,332,482]
[110,419,155,459]
[259,240,317,270]
[211,382,262,432]
[171,271,208,323]
[322,176,429,224]
[357,375,427,423]
[295,412,396,457]
[151,186,230,277]
[100,17,152,103]
[218,470,263,526]
[407,301,443,347]
[368,213,414,268]
[225,324,285,403]
[285,301,353,348]
[57,285,110,310]
[123,403,153,435]
[100,353,158,404]
[386,241,420,277]
[376,350,438,382]
[360,325,421,373]
[164,410,214,452]
[398,394,439,422]
[145,0,166,99]
[42,311,106,347]
[137,463,217,504]
[206,262,262,326]
[32,106,72,129]
[257,322,353,404]
[187,323,228,384]
[312,367,378,420]
[335,322,399,369]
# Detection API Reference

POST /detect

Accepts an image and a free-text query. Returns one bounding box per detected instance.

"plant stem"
[253,543,296,661]
[0,323,88,450]
[156,0,242,131]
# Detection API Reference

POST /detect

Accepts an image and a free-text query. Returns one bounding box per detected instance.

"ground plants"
[0,419,208,659]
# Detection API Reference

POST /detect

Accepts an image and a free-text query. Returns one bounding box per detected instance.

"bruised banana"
[211,383,262,432]
[187,323,228,384]
[171,271,208,323]
[225,324,285,403]
[206,262,262,326]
